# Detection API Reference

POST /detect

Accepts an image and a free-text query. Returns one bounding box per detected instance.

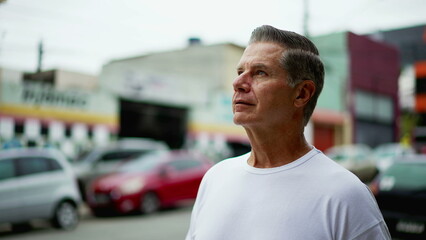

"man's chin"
[233,115,249,125]
[233,117,241,125]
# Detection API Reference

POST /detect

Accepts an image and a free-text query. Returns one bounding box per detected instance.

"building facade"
[99,42,247,157]
[312,31,400,150]
[0,68,117,158]
[368,24,426,152]
[0,32,402,159]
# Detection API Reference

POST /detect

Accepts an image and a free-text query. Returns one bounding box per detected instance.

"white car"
[0,147,81,231]
[372,143,416,172]
[325,144,378,183]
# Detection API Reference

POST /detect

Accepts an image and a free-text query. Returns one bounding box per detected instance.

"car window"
[330,153,347,162]
[0,159,16,180]
[383,162,426,190]
[329,150,368,163]
[100,150,146,162]
[119,157,159,173]
[167,159,202,171]
[75,149,101,163]
[354,153,367,162]
[119,151,167,173]
[48,158,63,171]
[17,157,63,176]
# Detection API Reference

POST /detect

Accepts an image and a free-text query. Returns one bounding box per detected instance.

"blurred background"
[1,0,426,239]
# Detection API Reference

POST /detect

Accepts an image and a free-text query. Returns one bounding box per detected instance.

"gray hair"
[249,25,325,126]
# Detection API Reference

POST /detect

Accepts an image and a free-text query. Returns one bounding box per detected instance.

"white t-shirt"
[186,148,391,240]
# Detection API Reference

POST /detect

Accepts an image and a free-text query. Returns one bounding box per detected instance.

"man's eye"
[256,70,267,76]
[237,71,243,76]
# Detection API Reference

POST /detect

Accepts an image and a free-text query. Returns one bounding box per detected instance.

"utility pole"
[37,40,43,73]
[0,31,5,60]
[303,0,310,38]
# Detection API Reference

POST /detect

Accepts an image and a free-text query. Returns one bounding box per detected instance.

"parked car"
[72,138,168,200]
[369,155,426,239]
[325,144,378,183]
[372,143,416,172]
[0,147,81,231]
[86,149,213,216]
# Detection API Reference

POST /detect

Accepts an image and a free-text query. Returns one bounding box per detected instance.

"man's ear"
[294,80,316,108]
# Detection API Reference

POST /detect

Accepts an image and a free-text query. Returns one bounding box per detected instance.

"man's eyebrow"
[252,63,268,69]
[236,63,269,71]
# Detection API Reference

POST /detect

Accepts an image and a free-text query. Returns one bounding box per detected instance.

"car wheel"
[51,201,79,230]
[140,192,160,214]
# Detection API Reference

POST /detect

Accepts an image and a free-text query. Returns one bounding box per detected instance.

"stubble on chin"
[232,113,242,126]
[233,112,252,126]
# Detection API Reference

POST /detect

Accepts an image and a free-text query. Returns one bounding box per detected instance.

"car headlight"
[118,178,145,195]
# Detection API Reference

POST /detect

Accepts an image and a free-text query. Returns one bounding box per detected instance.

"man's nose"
[233,73,251,93]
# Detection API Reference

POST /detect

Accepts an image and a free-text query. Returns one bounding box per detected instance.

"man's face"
[232,42,298,128]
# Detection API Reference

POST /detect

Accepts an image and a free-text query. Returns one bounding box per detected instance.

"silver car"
[0,147,81,231]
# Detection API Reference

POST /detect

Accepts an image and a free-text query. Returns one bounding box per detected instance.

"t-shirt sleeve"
[351,220,391,240]
[185,165,213,240]
[334,182,391,240]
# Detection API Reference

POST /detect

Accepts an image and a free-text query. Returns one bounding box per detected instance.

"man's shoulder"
[307,150,370,197]
[217,152,250,167]
[206,152,250,174]
[310,151,359,178]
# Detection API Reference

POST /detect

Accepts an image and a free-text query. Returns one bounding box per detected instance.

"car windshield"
[118,151,168,173]
[74,149,149,163]
[327,146,370,162]
[373,147,396,158]
[372,144,413,158]
[99,150,148,162]
[74,149,101,163]
[383,161,426,190]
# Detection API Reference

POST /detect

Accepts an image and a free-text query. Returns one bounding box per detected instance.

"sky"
[0,0,426,75]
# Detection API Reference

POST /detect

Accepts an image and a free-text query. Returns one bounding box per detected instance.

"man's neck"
[245,125,312,168]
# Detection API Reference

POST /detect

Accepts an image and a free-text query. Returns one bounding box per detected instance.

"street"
[0,205,192,240]
[0,204,404,240]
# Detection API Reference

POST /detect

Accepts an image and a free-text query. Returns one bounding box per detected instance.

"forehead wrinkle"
[236,43,284,71]
[252,63,268,69]
[236,62,270,71]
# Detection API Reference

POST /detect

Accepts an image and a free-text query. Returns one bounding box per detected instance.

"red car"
[86,150,213,216]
